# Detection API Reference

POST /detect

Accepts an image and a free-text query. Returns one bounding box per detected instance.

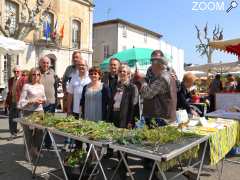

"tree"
[0,0,51,40]
[195,23,223,65]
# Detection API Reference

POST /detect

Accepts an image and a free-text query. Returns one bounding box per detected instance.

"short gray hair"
[120,63,131,74]
[39,56,50,66]
[12,65,21,72]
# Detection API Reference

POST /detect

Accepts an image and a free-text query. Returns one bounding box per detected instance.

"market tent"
[0,35,26,55]
[185,61,240,73]
[209,38,240,57]
[185,70,211,77]
[100,48,172,70]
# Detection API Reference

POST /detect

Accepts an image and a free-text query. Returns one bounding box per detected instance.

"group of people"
[208,73,240,112]
[6,49,202,158]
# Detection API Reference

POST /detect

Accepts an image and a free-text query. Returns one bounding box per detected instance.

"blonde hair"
[183,72,197,83]
[28,68,41,83]
[119,63,131,75]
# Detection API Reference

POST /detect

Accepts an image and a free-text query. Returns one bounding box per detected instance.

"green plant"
[65,149,87,168]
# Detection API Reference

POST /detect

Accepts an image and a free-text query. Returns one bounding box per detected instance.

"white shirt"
[18,83,46,112]
[67,73,91,113]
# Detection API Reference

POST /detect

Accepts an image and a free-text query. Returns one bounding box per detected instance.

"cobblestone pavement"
[0,113,240,180]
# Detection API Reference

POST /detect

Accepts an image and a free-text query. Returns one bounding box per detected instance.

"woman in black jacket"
[80,67,110,121]
[177,72,198,116]
[109,64,139,128]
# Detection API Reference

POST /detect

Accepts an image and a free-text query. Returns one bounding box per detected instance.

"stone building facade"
[0,0,93,90]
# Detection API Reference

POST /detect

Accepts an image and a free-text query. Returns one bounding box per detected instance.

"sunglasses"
[14,71,20,73]
[32,73,41,76]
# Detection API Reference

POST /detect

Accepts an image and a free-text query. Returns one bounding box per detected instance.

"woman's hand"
[191,109,199,117]
[29,98,45,105]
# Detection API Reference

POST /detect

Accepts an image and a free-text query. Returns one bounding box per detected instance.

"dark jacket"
[6,76,28,106]
[102,72,118,96]
[142,70,177,123]
[109,82,138,128]
[80,84,110,121]
[177,82,192,114]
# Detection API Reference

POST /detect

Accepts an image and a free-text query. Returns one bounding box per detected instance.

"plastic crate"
[230,146,240,155]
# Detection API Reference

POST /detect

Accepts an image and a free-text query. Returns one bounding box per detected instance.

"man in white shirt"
[67,58,90,118]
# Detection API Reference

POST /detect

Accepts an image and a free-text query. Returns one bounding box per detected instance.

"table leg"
[119,151,134,180]
[196,140,208,180]
[32,129,47,177]
[87,145,107,180]
[148,161,157,180]
[110,157,123,180]
[48,131,69,180]
[22,125,32,164]
[79,144,93,180]
[216,159,224,180]
[156,162,168,180]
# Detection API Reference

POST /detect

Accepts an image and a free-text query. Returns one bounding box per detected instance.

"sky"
[93,0,240,65]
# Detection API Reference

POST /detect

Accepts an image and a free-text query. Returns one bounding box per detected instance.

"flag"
[59,24,64,39]
[54,18,58,32]
[43,21,51,40]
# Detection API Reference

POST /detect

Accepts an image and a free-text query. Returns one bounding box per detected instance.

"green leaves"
[24,114,200,147]
[65,149,87,167]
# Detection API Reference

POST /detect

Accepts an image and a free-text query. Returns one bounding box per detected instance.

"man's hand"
[127,123,133,129]
[133,71,145,82]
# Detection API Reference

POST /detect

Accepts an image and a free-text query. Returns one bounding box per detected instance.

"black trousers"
[209,95,215,112]
[8,102,20,135]
[43,104,56,148]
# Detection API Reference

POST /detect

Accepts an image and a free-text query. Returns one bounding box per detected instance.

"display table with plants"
[16,113,209,180]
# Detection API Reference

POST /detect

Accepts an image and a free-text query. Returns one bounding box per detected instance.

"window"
[16,55,19,65]
[42,11,54,38]
[5,0,19,35]
[122,25,127,38]
[3,56,8,84]
[103,45,110,58]
[144,32,147,43]
[72,20,81,49]
[122,46,127,50]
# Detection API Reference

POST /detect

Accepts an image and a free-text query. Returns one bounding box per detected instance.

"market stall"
[15,113,212,180]
[0,35,26,55]
[0,35,26,104]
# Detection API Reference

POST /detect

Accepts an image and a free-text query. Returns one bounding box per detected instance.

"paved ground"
[0,113,240,180]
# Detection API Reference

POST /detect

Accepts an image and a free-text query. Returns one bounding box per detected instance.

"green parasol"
[100,48,172,70]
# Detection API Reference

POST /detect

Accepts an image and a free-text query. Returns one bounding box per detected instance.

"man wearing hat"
[135,50,177,126]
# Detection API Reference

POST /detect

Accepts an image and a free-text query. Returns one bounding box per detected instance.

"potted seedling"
[64,149,98,180]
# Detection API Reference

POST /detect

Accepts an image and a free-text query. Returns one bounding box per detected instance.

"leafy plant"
[65,149,87,168]
[24,114,200,147]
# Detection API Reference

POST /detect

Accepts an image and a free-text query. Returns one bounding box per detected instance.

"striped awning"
[209,38,240,57]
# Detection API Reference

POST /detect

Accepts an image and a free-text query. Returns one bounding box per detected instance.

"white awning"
[185,61,240,73]
[0,35,26,55]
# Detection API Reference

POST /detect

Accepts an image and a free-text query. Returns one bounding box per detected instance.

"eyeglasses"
[32,73,41,76]
[89,72,99,76]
